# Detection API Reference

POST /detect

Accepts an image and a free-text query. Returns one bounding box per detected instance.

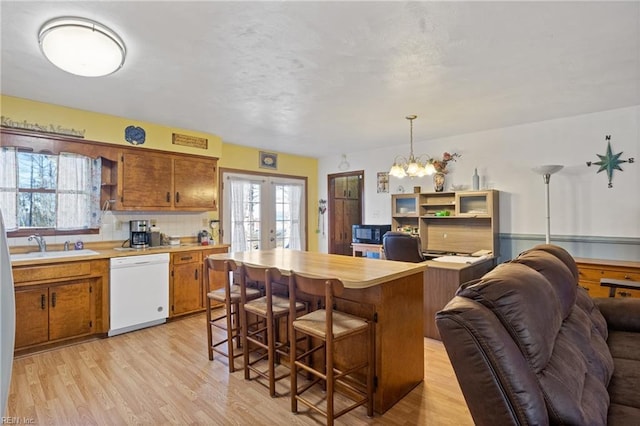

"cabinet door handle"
[181,256,193,261]
[176,192,180,203]
[619,291,632,298]
[41,294,46,310]
[51,292,57,308]
[625,275,631,280]
[195,269,198,280]
[166,192,171,202]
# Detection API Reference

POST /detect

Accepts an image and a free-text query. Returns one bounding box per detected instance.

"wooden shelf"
[392,190,499,257]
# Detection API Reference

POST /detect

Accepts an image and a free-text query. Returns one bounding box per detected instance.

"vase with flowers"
[429,152,461,192]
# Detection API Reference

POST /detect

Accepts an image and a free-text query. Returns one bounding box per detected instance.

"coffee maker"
[130,220,150,249]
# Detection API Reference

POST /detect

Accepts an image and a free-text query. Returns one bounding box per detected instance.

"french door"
[222,172,306,253]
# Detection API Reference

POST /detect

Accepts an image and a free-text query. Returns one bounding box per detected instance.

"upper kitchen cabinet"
[110,150,218,211]
[1,129,218,213]
[120,151,173,208]
[173,157,217,209]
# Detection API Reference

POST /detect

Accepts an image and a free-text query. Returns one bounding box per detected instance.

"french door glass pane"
[239,181,261,252]
[224,173,305,252]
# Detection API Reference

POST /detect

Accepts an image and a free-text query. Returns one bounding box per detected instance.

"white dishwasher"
[109,253,169,337]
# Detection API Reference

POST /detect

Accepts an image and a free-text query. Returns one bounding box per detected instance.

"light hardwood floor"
[7,312,473,425]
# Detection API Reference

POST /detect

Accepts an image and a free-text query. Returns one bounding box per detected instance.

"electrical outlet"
[150,219,157,227]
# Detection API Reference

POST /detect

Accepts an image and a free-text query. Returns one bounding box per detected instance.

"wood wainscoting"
[7,312,472,425]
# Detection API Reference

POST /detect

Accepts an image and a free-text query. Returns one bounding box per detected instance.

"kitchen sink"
[10,249,100,261]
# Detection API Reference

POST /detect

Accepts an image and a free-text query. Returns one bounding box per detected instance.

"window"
[0,147,102,233]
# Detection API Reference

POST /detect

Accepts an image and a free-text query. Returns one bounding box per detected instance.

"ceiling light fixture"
[38,17,126,77]
[338,154,350,171]
[389,115,435,178]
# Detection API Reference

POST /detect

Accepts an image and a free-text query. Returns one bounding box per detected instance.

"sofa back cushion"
[453,246,613,425]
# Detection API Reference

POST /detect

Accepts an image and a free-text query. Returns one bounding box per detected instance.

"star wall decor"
[586,135,634,188]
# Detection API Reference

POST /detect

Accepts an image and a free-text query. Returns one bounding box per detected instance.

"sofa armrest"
[593,297,640,332]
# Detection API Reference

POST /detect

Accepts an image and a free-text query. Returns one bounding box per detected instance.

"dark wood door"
[328,171,363,255]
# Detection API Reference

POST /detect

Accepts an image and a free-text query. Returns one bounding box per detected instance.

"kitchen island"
[208,248,427,414]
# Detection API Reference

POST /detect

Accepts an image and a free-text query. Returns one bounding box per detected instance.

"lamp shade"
[532,165,564,176]
[38,17,126,77]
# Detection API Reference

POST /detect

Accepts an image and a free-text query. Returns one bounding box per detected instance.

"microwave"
[352,224,391,245]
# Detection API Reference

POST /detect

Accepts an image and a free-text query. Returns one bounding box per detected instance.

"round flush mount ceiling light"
[38,17,126,77]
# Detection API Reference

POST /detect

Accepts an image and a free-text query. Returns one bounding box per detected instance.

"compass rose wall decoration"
[586,135,635,188]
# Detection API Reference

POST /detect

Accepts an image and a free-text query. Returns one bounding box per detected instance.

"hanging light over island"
[389,115,435,178]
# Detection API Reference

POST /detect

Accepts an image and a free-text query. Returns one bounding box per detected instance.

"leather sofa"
[436,244,640,425]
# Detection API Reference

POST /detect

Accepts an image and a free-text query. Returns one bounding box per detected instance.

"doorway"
[328,171,363,255]
[221,171,307,252]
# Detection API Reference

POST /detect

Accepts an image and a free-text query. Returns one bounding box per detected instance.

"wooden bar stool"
[205,258,260,372]
[288,271,374,425]
[240,263,306,397]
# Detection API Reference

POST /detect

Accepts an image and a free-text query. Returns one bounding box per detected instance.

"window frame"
[1,129,112,238]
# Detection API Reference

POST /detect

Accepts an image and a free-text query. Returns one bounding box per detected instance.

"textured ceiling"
[1,1,639,158]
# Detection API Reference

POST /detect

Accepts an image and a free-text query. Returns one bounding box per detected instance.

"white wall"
[317,106,640,259]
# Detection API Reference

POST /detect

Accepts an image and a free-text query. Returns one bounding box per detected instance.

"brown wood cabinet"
[170,246,230,316]
[423,258,495,340]
[12,259,108,353]
[575,258,640,299]
[120,151,173,208]
[329,172,363,256]
[391,190,499,257]
[170,251,204,317]
[118,152,217,211]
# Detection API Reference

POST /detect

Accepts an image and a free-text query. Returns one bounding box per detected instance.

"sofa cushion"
[457,256,612,425]
[577,289,609,340]
[511,249,577,319]
[457,263,563,371]
[526,243,580,282]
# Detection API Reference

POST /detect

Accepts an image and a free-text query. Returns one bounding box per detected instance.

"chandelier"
[389,115,435,178]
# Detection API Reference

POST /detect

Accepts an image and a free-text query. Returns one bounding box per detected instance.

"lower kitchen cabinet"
[12,259,108,354]
[170,246,230,316]
[15,281,92,348]
[171,251,204,316]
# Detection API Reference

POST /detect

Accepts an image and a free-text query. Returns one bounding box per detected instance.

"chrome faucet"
[28,234,47,252]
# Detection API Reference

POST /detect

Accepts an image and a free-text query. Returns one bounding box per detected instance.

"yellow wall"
[1,95,319,251]
[0,95,222,157]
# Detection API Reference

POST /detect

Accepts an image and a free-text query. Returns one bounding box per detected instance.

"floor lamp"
[532,165,563,244]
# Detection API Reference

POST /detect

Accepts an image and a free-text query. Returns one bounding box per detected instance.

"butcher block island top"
[208,248,427,414]
[208,248,426,288]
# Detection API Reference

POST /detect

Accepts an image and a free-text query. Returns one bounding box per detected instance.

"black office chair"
[382,231,425,263]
